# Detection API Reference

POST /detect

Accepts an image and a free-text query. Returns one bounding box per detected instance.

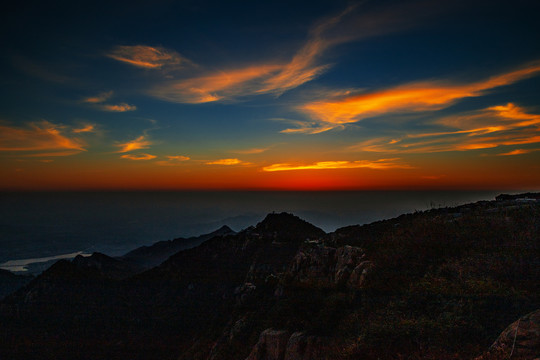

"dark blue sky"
[1,0,540,190]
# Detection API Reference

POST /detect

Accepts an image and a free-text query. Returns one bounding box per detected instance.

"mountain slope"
[0,201,538,360]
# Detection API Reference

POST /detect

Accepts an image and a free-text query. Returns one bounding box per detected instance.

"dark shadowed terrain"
[1,194,539,359]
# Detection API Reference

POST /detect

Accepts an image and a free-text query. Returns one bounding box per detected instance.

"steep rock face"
[476,309,540,359]
[246,329,290,360]
[245,329,339,360]
[288,245,372,289]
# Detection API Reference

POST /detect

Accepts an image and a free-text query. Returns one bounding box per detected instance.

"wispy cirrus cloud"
[351,103,540,154]
[206,158,250,165]
[82,91,137,112]
[496,149,536,156]
[0,120,86,156]
[72,124,97,133]
[107,45,194,69]
[99,103,137,112]
[147,2,443,104]
[290,61,540,134]
[232,147,272,154]
[82,91,113,104]
[156,155,191,166]
[116,135,152,153]
[149,65,282,103]
[121,153,157,160]
[263,158,413,172]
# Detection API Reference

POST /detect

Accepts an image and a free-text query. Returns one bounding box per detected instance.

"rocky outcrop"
[288,245,372,289]
[246,329,291,360]
[245,329,339,360]
[475,309,540,359]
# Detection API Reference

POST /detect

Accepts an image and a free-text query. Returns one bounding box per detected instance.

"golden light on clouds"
[206,158,245,165]
[293,62,540,133]
[107,45,192,69]
[100,103,137,112]
[82,91,113,104]
[120,153,157,160]
[263,159,413,172]
[72,124,96,133]
[352,103,540,154]
[0,121,86,155]
[148,64,282,104]
[116,135,152,153]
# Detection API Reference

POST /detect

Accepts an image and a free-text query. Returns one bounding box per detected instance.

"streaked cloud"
[0,120,86,156]
[116,135,152,153]
[100,103,137,112]
[149,65,282,104]
[351,103,540,154]
[263,158,413,172]
[148,2,439,104]
[72,124,96,133]
[121,153,157,160]
[107,45,193,69]
[20,151,83,157]
[497,149,537,156]
[82,91,113,104]
[166,155,190,161]
[232,147,271,154]
[206,158,247,165]
[292,61,540,133]
[156,155,191,166]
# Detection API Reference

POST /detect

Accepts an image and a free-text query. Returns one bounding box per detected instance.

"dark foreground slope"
[1,199,539,360]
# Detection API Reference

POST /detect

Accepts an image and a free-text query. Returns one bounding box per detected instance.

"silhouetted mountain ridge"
[1,194,539,360]
[121,225,236,268]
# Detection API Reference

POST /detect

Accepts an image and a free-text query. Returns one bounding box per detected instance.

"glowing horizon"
[1,1,539,191]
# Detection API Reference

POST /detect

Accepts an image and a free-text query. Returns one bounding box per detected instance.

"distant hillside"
[0,269,32,300]
[121,225,236,268]
[1,196,539,360]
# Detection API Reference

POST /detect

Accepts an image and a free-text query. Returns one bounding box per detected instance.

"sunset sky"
[1,0,540,190]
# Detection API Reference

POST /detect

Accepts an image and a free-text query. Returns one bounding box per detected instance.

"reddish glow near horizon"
[1,2,540,191]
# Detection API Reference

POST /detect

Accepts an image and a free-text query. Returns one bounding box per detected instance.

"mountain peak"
[255,212,325,241]
[211,225,235,235]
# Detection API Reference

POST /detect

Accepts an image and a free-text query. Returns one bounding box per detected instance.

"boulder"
[245,329,291,360]
[475,309,540,359]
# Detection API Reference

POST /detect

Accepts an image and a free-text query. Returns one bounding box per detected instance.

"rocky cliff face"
[287,245,373,289]
[245,329,340,360]
[475,309,540,360]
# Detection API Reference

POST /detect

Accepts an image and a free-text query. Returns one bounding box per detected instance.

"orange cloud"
[149,65,282,103]
[149,3,429,104]
[116,135,152,153]
[72,124,96,133]
[121,153,157,160]
[232,147,271,154]
[156,155,190,166]
[497,149,538,156]
[166,155,190,161]
[100,103,137,112]
[293,61,540,133]
[352,103,540,154]
[107,45,192,69]
[0,121,86,155]
[82,91,113,104]
[263,159,413,172]
[206,158,246,165]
